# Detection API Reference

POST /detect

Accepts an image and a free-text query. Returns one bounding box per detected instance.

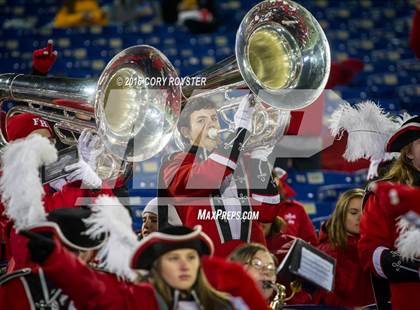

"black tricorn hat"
[28,208,106,251]
[130,225,214,270]
[386,116,420,153]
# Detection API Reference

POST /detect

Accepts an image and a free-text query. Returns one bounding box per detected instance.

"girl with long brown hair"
[316,188,374,307]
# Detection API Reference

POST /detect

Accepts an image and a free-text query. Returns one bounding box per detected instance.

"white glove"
[234,94,255,131]
[367,158,381,180]
[65,159,102,189]
[250,145,274,162]
[78,129,103,170]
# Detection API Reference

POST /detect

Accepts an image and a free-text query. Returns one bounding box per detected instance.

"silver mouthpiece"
[207,127,219,140]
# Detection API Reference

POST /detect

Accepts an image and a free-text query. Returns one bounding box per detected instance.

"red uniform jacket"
[160,147,280,257]
[0,267,74,309]
[358,181,420,310]
[39,239,159,310]
[0,181,114,271]
[315,225,374,308]
[40,238,260,309]
[277,200,318,246]
[202,255,268,310]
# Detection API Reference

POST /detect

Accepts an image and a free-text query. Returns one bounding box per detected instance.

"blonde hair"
[326,188,364,249]
[382,143,417,185]
[151,256,231,310]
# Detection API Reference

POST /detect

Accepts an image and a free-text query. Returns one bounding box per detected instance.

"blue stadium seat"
[377,98,401,112]
[317,184,358,202]
[398,59,420,72]
[397,85,420,112]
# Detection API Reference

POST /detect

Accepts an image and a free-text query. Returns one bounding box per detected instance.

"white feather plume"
[329,100,398,161]
[395,112,413,126]
[0,135,57,230]
[329,102,352,138]
[395,213,420,260]
[84,195,139,281]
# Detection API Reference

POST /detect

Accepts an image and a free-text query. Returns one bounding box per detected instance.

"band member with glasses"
[158,94,281,257]
[228,243,277,304]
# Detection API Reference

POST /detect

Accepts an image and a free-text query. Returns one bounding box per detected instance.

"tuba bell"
[183,0,330,110]
[179,0,331,149]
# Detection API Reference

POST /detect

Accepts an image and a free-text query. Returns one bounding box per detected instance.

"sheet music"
[276,239,297,274]
[297,247,335,291]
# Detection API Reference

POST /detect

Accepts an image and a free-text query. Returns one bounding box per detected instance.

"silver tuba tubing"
[0,73,96,148]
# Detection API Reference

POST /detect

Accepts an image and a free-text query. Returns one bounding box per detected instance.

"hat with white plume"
[329,100,399,162]
[386,116,420,153]
[0,135,57,230]
[84,195,139,281]
[26,208,107,251]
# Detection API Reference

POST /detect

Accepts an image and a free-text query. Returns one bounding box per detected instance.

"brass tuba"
[0,0,330,170]
[0,45,182,180]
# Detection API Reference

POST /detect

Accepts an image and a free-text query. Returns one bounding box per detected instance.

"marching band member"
[228,243,277,305]
[0,207,106,309]
[158,94,281,257]
[270,167,318,246]
[0,114,111,271]
[140,197,182,239]
[22,222,267,309]
[358,116,420,310]
[315,188,374,307]
[89,196,269,309]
